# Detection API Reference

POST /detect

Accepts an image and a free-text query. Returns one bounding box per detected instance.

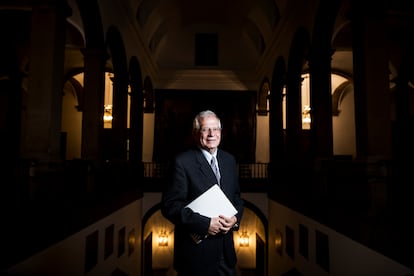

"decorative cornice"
[155,69,257,91]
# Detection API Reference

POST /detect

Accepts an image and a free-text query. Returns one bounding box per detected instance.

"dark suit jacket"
[161,147,244,275]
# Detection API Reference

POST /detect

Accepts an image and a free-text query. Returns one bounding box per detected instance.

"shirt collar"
[200,148,218,161]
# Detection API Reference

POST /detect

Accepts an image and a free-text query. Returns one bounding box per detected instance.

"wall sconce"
[103,104,113,123]
[302,105,311,130]
[128,229,136,256]
[158,231,168,247]
[275,229,283,256]
[302,105,311,123]
[257,81,270,116]
[239,231,249,247]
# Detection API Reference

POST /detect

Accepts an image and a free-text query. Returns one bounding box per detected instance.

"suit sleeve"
[161,155,210,235]
[228,155,244,230]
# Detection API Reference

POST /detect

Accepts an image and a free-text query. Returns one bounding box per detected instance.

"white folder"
[186,184,238,218]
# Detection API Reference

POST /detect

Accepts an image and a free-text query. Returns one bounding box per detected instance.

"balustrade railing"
[142,162,269,179]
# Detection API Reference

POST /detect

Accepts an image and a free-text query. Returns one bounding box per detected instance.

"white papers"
[186,184,238,218]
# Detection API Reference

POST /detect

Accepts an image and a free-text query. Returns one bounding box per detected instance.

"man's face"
[197,115,221,154]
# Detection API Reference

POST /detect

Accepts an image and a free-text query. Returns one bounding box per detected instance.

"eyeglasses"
[200,127,221,134]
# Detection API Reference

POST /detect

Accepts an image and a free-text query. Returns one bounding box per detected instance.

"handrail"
[142,162,269,179]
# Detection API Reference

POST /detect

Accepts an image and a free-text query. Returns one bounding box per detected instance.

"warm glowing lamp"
[302,105,311,125]
[275,229,283,255]
[302,105,312,129]
[239,231,249,247]
[158,231,168,246]
[103,105,113,123]
[275,234,282,249]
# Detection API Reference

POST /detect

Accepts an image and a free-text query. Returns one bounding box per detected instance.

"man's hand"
[217,215,237,234]
[208,217,223,235]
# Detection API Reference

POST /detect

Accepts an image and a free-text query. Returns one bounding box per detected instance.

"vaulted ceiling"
[136,0,279,67]
[2,0,414,89]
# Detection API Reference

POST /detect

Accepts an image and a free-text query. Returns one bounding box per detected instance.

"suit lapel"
[194,149,217,187]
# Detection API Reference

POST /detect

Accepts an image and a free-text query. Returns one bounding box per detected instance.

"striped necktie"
[211,156,221,184]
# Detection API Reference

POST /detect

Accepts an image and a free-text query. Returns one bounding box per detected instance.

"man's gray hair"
[193,110,222,131]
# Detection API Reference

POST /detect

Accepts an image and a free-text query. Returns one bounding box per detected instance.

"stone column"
[80,48,107,161]
[129,71,143,165]
[351,4,392,160]
[20,1,69,164]
[285,72,302,160]
[111,74,129,161]
[309,48,334,158]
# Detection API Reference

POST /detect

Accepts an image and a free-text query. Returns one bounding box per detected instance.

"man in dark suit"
[161,110,244,276]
